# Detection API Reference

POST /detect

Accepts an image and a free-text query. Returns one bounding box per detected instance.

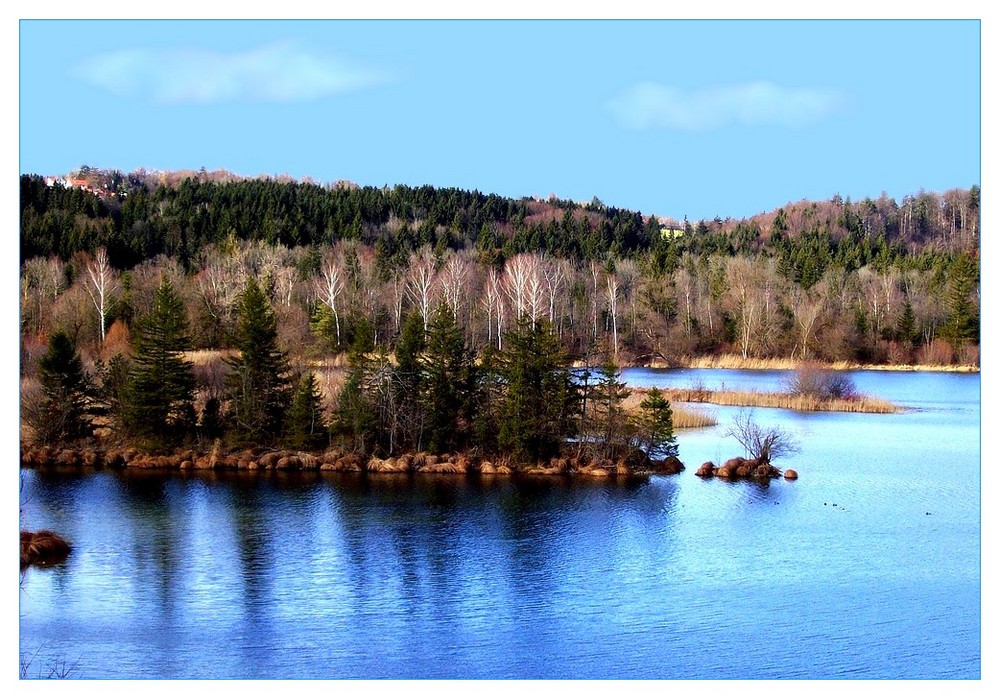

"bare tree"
[616,258,640,342]
[21,256,66,336]
[318,250,347,347]
[503,253,544,328]
[605,272,620,360]
[84,248,119,344]
[439,253,472,321]
[541,256,569,332]
[790,285,826,360]
[482,267,506,350]
[406,247,438,331]
[675,265,696,335]
[727,409,799,464]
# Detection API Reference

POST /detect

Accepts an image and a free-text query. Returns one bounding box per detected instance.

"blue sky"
[18,18,981,222]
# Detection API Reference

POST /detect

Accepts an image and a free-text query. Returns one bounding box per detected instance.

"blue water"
[18,369,980,679]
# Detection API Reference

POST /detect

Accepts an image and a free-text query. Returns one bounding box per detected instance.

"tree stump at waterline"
[21,530,71,569]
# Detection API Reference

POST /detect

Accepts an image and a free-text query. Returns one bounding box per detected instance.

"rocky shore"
[695,456,798,481]
[19,444,686,478]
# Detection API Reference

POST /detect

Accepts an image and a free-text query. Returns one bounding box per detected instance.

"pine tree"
[127,278,196,448]
[392,311,426,452]
[421,303,476,454]
[497,318,578,463]
[28,331,95,444]
[587,359,631,461]
[283,372,327,450]
[225,278,292,447]
[632,388,678,462]
[332,318,378,454]
[941,252,979,345]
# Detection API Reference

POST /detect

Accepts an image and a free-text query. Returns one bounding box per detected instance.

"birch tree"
[84,248,119,344]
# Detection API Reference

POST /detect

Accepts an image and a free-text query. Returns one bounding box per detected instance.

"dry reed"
[629,386,899,414]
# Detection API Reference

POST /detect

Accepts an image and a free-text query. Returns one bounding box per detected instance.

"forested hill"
[20,169,979,276]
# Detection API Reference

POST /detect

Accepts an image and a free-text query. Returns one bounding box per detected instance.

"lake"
[18,368,980,679]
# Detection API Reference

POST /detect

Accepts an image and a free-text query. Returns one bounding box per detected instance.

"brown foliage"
[21,530,71,569]
[100,320,132,361]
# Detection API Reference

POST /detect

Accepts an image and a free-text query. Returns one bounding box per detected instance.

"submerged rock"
[696,461,716,478]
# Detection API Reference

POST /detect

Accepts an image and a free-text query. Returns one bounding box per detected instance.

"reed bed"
[677,354,977,373]
[670,405,719,428]
[629,386,899,414]
[621,391,719,427]
[683,354,800,370]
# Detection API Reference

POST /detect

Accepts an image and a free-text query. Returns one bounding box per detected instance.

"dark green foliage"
[28,331,96,444]
[331,316,383,453]
[896,299,917,347]
[582,359,631,461]
[283,373,327,450]
[198,396,224,441]
[421,304,477,454]
[225,278,293,446]
[633,388,678,460]
[940,252,979,345]
[497,319,578,463]
[95,354,132,436]
[332,353,379,455]
[392,311,426,451]
[126,278,196,447]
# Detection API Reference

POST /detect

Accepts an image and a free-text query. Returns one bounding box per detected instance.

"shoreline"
[19,445,685,479]
[629,354,979,373]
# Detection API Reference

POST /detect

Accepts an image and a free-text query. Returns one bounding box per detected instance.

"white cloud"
[607,81,847,131]
[72,41,390,104]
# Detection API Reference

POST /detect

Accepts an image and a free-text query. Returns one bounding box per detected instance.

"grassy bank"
[652,353,979,373]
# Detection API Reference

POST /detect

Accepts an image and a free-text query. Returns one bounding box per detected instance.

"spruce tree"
[393,311,426,452]
[29,331,95,445]
[421,303,476,454]
[587,359,631,461]
[497,318,578,463]
[941,252,979,345]
[632,388,678,461]
[332,317,378,454]
[225,278,292,447]
[127,278,196,448]
[283,372,327,450]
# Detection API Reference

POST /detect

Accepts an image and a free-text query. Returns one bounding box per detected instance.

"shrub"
[787,361,857,401]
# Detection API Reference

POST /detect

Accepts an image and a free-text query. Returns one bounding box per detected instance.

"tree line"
[24,274,678,469]
[19,172,979,459]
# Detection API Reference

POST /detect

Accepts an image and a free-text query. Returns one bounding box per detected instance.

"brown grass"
[21,530,71,569]
[677,354,978,373]
[628,386,900,414]
[621,391,718,427]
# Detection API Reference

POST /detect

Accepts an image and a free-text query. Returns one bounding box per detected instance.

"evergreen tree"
[283,372,327,450]
[332,318,378,453]
[586,359,631,461]
[94,353,131,437]
[28,331,95,444]
[632,388,678,461]
[421,303,476,453]
[393,311,426,451]
[127,278,196,447]
[225,278,292,446]
[896,298,917,348]
[198,396,224,441]
[941,252,979,345]
[497,319,578,463]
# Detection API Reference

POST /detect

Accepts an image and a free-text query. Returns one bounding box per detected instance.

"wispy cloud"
[72,41,391,104]
[607,81,847,131]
